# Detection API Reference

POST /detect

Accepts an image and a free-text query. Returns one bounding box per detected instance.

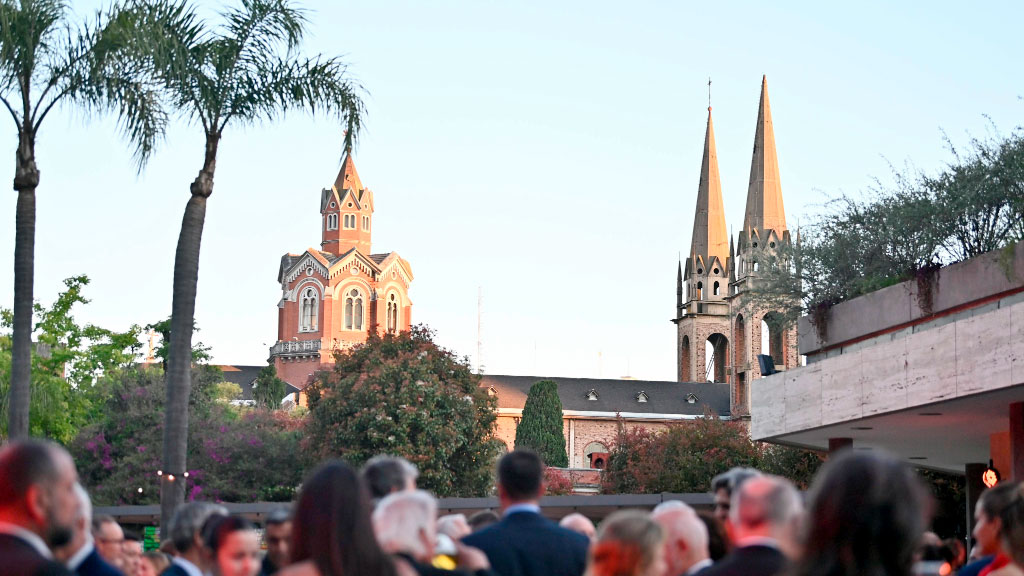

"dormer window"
[487,386,497,397]
[635,391,648,403]
[343,214,356,229]
[585,389,599,401]
[686,393,699,404]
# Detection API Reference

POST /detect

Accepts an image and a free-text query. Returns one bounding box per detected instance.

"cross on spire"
[707,77,712,110]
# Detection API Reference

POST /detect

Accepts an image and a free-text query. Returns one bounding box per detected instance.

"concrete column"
[965,462,987,540]
[828,437,853,454]
[1012,403,1024,481]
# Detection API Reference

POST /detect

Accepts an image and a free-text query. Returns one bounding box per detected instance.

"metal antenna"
[708,77,712,110]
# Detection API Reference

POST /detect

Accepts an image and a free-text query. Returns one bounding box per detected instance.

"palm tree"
[137,0,364,529]
[1,0,164,438]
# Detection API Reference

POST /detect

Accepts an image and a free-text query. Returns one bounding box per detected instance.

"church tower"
[674,107,731,383]
[675,77,800,416]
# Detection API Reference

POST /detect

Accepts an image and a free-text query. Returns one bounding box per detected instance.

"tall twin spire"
[687,76,787,276]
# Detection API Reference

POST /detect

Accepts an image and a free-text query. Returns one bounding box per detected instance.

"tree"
[253,364,287,409]
[514,380,568,467]
[132,0,365,529]
[1,0,165,439]
[0,275,140,442]
[304,326,501,497]
[601,413,823,494]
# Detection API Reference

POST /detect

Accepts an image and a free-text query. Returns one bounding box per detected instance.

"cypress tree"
[515,380,568,467]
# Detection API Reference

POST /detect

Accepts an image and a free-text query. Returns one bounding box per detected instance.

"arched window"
[326,213,338,230]
[713,281,720,296]
[584,442,609,469]
[681,336,691,381]
[343,214,356,229]
[696,281,703,301]
[299,287,318,332]
[386,293,399,333]
[344,288,364,330]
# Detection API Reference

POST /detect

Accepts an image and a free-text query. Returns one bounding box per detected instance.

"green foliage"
[143,317,212,367]
[253,364,288,409]
[601,413,824,494]
[0,276,140,443]
[304,325,501,497]
[71,365,304,505]
[514,380,568,467]
[740,128,1024,331]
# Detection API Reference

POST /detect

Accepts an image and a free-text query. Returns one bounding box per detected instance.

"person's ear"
[25,484,48,525]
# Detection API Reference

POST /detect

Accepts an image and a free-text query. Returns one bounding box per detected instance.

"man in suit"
[91,515,125,572]
[163,502,228,576]
[651,501,712,576]
[700,476,802,576]
[54,483,122,576]
[462,450,589,576]
[0,439,78,576]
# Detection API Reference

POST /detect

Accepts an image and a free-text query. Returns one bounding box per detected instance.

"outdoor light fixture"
[983,460,1001,488]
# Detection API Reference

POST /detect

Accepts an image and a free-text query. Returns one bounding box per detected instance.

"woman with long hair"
[790,450,930,576]
[278,460,399,576]
[972,481,1024,576]
[585,510,666,576]
[203,516,262,576]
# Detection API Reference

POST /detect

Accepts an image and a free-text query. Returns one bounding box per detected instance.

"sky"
[1,1,1022,381]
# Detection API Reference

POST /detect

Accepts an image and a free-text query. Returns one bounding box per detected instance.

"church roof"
[216,364,301,401]
[369,253,389,265]
[742,76,787,235]
[334,151,363,193]
[479,375,730,417]
[689,107,730,270]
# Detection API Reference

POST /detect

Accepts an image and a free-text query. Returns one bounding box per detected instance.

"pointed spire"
[334,150,363,192]
[676,257,683,314]
[742,75,787,235]
[688,107,730,270]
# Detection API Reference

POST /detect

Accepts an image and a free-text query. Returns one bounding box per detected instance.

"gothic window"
[696,281,703,301]
[713,281,720,296]
[753,261,760,272]
[326,213,339,230]
[343,214,356,229]
[362,215,370,230]
[344,288,364,330]
[299,287,318,332]
[386,293,399,333]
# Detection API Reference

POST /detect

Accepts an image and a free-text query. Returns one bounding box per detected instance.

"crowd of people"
[1,438,1022,576]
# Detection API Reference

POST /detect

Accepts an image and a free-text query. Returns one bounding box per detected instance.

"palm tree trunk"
[9,131,39,439]
[160,132,219,531]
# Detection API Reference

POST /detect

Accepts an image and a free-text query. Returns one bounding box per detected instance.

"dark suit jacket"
[161,562,195,576]
[461,511,589,576]
[74,548,123,576]
[0,533,71,576]
[699,545,787,576]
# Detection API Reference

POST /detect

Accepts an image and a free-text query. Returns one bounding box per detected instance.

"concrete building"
[751,242,1024,531]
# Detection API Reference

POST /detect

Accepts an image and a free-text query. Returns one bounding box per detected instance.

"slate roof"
[479,375,730,417]
[216,365,300,401]
[369,253,389,265]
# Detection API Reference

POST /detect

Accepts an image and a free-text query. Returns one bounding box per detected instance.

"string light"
[137,487,143,494]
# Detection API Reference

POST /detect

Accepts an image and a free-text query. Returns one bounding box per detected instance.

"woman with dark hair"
[278,460,399,576]
[790,450,930,576]
[203,516,262,576]
[969,481,1024,576]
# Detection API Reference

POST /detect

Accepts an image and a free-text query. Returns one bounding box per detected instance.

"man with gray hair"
[163,502,228,576]
[372,490,490,575]
[709,467,760,523]
[361,455,419,501]
[651,501,712,576]
[54,484,120,576]
[700,476,802,576]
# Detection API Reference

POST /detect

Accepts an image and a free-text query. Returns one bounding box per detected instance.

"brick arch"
[681,336,692,381]
[705,333,728,383]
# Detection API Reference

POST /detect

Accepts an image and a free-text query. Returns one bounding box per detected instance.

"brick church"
[674,76,800,415]
[269,151,414,389]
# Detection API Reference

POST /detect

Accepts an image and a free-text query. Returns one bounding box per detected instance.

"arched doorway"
[584,441,609,469]
[705,333,729,383]
[761,312,786,367]
[735,314,747,407]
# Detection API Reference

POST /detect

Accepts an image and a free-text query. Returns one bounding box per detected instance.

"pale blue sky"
[1,1,1022,380]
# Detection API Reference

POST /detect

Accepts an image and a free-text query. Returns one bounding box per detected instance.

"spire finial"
[707,77,712,111]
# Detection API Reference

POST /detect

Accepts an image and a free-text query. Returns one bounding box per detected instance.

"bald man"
[652,502,712,576]
[558,514,596,541]
[699,476,802,576]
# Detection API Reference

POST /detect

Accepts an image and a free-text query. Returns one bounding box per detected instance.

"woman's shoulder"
[277,560,322,576]
[989,563,1024,576]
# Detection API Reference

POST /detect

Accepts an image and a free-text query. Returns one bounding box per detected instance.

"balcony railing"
[269,339,321,358]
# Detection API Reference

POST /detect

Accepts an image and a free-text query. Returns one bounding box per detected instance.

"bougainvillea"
[303,325,501,497]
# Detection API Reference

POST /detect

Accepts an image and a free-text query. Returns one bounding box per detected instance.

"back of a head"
[711,467,761,497]
[468,510,500,532]
[730,475,801,532]
[498,450,544,502]
[372,490,437,559]
[361,456,418,500]
[993,482,1024,567]
[651,503,708,559]
[795,450,929,576]
[588,510,664,576]
[168,502,229,553]
[294,460,395,576]
[560,513,597,539]
[0,439,61,508]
